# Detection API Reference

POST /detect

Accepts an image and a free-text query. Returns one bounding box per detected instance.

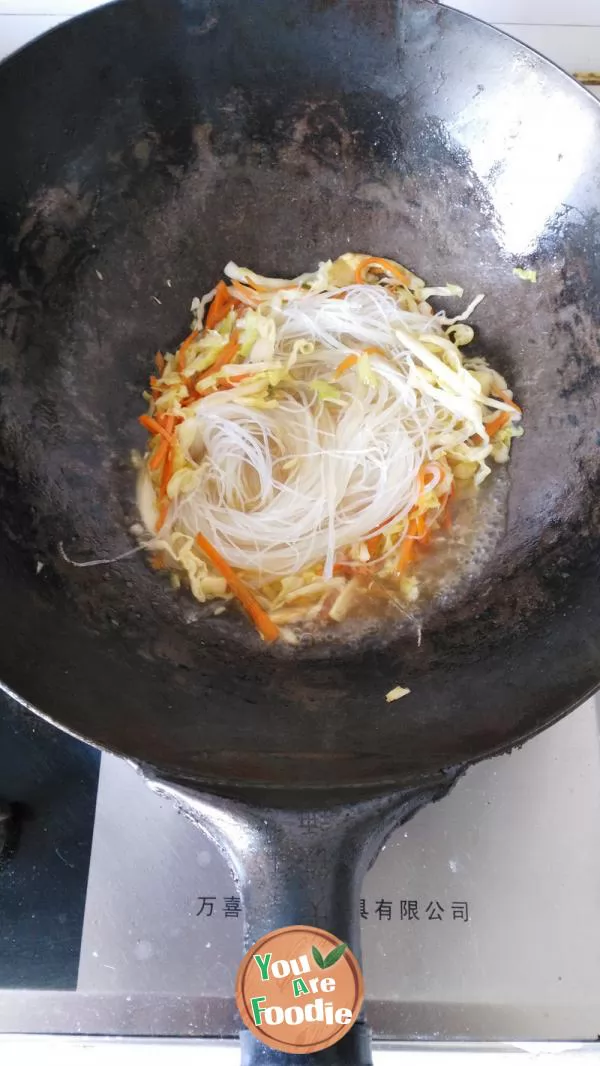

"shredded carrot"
[155,351,165,373]
[155,500,169,532]
[155,412,178,429]
[176,329,200,371]
[495,388,522,414]
[149,436,169,471]
[333,562,353,577]
[149,415,175,472]
[197,333,240,382]
[396,537,414,573]
[334,354,358,379]
[485,411,511,438]
[154,425,175,532]
[139,414,174,443]
[159,446,173,498]
[355,256,411,286]
[195,533,280,642]
[218,373,252,390]
[230,279,262,305]
[485,389,521,438]
[366,534,383,558]
[206,281,235,328]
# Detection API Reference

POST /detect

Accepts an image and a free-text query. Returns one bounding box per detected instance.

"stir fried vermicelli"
[136,254,522,642]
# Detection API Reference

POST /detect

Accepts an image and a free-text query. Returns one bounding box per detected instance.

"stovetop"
[0,696,99,991]
[1,690,599,1043]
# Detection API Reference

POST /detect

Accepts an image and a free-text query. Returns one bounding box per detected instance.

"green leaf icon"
[323,942,348,968]
[311,945,326,969]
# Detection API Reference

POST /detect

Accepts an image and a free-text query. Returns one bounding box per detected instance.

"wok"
[1,0,600,1061]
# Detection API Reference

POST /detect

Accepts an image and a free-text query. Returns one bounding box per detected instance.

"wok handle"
[148,773,460,1064]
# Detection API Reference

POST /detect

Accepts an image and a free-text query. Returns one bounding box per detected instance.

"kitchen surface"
[1,2,600,1062]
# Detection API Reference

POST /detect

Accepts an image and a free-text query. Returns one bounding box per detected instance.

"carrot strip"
[155,412,177,429]
[206,280,234,328]
[485,389,521,438]
[230,279,262,305]
[139,414,174,443]
[366,534,383,558]
[155,499,169,533]
[159,445,173,499]
[149,436,169,471]
[218,373,252,390]
[154,423,175,533]
[355,256,411,286]
[485,411,510,438]
[155,351,165,373]
[333,562,353,577]
[334,354,358,378]
[176,329,200,371]
[197,333,240,382]
[494,388,522,414]
[150,413,175,473]
[195,533,280,642]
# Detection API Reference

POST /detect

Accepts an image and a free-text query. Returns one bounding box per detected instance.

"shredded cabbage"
[137,253,522,640]
[513,267,537,283]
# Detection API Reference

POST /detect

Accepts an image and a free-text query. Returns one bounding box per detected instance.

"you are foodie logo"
[235,924,364,1054]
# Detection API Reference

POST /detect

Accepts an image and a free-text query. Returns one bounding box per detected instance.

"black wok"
[1,0,600,1061]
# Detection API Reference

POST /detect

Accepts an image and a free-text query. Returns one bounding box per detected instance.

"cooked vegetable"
[513,267,537,283]
[195,533,280,643]
[385,685,411,703]
[137,253,522,641]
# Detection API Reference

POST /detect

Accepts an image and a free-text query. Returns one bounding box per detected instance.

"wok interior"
[0,0,599,793]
